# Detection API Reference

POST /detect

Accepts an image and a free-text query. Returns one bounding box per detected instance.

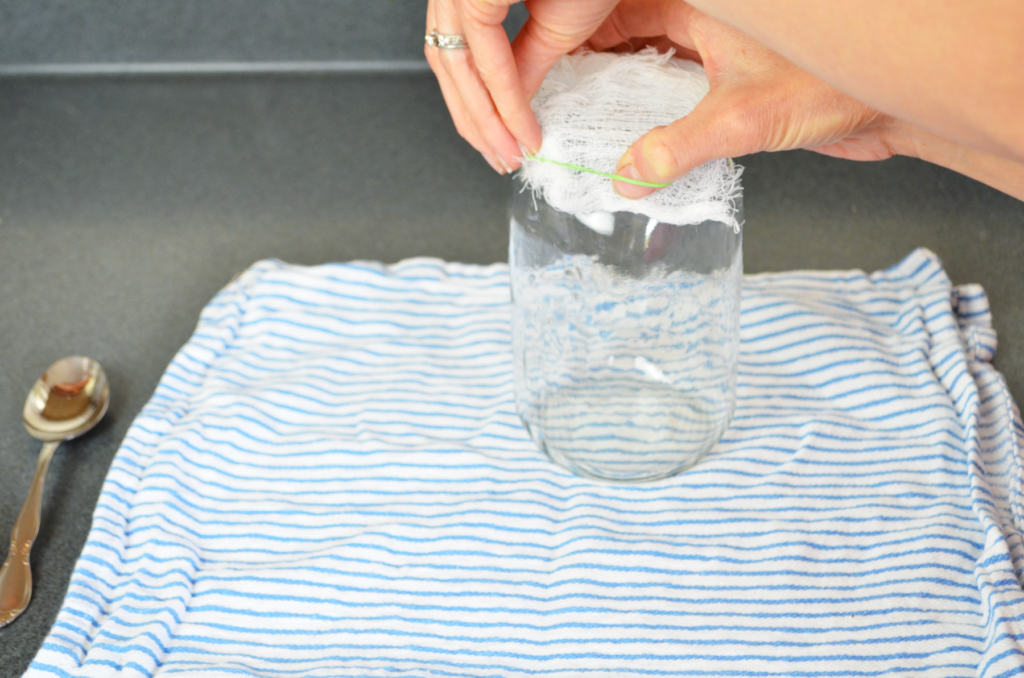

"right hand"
[586,1,898,199]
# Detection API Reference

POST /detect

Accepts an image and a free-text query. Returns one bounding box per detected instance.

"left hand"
[424,0,619,173]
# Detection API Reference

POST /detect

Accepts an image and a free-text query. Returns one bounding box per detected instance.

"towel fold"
[27,248,1024,678]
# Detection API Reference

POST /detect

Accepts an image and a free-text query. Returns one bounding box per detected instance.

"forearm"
[686,0,1024,163]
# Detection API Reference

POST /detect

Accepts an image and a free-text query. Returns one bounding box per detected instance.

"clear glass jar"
[509,175,742,482]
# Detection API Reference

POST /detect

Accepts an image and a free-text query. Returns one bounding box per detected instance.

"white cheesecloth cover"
[519,48,742,230]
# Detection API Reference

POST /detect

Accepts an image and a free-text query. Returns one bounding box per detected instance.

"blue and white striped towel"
[28,248,1024,678]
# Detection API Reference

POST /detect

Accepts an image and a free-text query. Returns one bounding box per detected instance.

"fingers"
[613,69,885,199]
[443,48,524,170]
[553,0,890,201]
[458,1,542,155]
[424,0,533,172]
[431,53,509,173]
[613,87,760,199]
[608,3,850,199]
[426,0,522,171]
[426,0,625,171]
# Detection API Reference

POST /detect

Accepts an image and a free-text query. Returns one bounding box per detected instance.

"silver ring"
[425,30,469,50]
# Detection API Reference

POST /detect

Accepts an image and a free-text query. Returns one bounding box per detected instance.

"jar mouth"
[509,174,742,278]
[519,49,743,232]
[512,164,744,237]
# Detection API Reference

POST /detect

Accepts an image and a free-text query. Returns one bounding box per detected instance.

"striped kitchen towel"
[27,248,1024,678]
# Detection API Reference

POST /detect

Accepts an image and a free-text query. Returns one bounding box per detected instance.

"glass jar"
[509,174,742,482]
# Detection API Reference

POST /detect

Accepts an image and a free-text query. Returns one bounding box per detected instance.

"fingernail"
[484,154,506,175]
[613,165,656,199]
[520,140,541,158]
[495,153,514,174]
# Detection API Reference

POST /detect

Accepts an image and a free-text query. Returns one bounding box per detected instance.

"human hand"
[587,0,898,199]
[424,0,619,174]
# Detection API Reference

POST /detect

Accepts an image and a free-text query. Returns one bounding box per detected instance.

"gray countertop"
[1,72,1022,674]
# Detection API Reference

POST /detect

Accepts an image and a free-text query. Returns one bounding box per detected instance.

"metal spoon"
[0,356,109,628]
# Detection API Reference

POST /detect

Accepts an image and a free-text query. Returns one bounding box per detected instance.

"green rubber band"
[526,155,672,189]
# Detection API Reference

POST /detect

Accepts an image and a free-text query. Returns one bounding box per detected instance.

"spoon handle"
[0,440,60,628]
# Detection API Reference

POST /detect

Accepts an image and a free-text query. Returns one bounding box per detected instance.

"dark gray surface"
[0,72,1022,674]
[0,0,529,69]
[0,0,429,64]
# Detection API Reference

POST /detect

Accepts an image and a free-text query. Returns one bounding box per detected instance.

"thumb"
[613,87,758,199]
[513,18,586,102]
[512,1,620,101]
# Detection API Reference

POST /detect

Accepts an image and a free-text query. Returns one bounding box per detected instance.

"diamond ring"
[425,30,469,50]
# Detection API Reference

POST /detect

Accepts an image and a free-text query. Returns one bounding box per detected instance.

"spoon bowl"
[0,356,109,628]
[23,356,109,442]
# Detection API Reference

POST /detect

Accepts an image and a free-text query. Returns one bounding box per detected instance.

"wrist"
[878,118,930,161]
[880,117,1024,201]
